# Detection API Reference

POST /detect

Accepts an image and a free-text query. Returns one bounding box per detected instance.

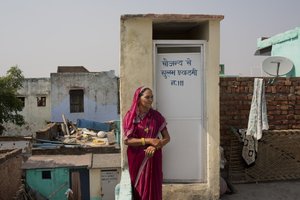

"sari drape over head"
[123,86,167,200]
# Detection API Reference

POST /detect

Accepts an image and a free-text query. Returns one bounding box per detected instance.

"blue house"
[22,154,91,200]
[50,66,120,124]
[255,27,300,76]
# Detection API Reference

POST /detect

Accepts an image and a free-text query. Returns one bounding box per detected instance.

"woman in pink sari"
[123,86,170,200]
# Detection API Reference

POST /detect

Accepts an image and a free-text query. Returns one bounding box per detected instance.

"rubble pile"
[34,116,119,149]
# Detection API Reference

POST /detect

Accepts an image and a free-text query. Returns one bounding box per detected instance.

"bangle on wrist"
[141,138,146,146]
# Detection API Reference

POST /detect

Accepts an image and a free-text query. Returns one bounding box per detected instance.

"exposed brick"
[280,105,289,110]
[285,79,292,86]
[0,150,22,200]
[281,111,288,115]
[292,124,300,129]
[220,77,300,178]
[288,94,296,100]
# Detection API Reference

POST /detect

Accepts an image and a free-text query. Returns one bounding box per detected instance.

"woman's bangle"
[141,138,146,146]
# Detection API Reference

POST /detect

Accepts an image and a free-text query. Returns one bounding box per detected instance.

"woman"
[123,86,170,200]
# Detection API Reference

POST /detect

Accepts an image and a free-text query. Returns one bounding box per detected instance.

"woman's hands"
[147,138,162,149]
[144,145,157,157]
[142,138,162,157]
[144,134,170,157]
[126,135,169,157]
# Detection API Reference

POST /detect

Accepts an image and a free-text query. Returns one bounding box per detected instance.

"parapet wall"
[220,77,300,181]
[0,149,23,199]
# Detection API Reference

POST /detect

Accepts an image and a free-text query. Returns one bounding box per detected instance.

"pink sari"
[123,87,167,200]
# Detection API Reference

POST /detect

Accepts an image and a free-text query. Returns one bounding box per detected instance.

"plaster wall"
[50,71,119,123]
[120,17,153,168]
[205,20,221,198]
[120,17,153,112]
[272,38,300,76]
[0,140,31,154]
[26,167,69,200]
[90,168,121,200]
[120,14,223,200]
[257,27,300,77]
[4,78,51,136]
[90,168,101,200]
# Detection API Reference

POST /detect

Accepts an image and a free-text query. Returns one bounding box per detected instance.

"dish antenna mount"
[262,56,294,84]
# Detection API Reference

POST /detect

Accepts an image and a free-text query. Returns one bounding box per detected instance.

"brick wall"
[220,77,300,175]
[0,149,23,200]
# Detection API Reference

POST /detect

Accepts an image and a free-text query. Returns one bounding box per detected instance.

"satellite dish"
[262,56,294,76]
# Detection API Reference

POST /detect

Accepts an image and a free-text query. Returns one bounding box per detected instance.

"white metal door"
[154,41,206,182]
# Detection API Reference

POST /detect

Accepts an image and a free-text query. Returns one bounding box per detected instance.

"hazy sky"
[1,0,299,78]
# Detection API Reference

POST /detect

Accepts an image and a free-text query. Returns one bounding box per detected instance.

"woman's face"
[139,89,153,109]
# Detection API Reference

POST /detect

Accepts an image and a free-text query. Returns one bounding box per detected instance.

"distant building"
[22,151,121,200]
[57,66,89,73]
[4,78,51,136]
[3,67,119,136]
[23,154,91,200]
[255,27,300,76]
[51,68,119,124]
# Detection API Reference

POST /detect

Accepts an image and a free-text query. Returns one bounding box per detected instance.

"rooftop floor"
[221,180,300,200]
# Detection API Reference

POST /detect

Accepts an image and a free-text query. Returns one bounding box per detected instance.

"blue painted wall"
[26,167,91,200]
[26,168,69,200]
[50,71,119,123]
[257,27,300,77]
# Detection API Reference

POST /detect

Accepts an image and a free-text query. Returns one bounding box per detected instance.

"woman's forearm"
[124,138,144,146]
[160,137,170,147]
[159,129,170,148]
[125,137,159,147]
[125,129,170,148]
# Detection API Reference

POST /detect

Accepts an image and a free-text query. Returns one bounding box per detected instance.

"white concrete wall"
[51,70,119,123]
[89,168,101,200]
[89,168,121,200]
[4,78,51,136]
[120,16,153,168]
[206,20,221,199]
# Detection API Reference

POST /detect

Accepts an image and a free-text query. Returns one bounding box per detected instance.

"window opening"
[37,97,46,107]
[17,97,25,107]
[42,170,51,179]
[70,89,84,113]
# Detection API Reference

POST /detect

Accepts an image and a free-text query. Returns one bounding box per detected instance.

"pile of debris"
[34,115,119,149]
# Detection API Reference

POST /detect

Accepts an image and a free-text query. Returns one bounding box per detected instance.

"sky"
[0,0,300,78]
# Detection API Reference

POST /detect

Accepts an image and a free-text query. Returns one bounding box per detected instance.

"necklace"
[138,113,150,133]
[144,127,149,133]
